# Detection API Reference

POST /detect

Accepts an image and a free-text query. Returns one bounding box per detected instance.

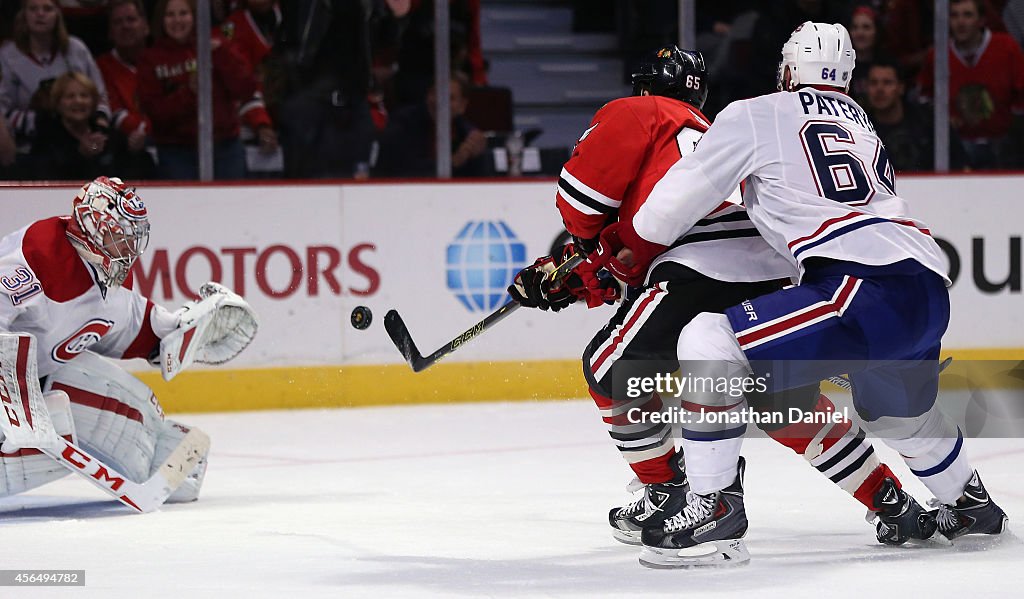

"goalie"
[0,176,257,509]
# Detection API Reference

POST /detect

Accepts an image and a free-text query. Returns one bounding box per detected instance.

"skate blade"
[639,538,750,569]
[611,528,642,546]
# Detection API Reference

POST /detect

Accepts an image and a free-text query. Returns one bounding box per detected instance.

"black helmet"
[631,46,709,110]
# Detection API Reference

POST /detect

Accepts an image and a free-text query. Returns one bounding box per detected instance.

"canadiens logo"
[52,319,115,363]
[117,191,147,221]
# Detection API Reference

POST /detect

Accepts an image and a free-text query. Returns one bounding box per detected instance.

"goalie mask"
[66,176,150,290]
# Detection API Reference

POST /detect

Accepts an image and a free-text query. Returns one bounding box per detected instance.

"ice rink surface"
[2,398,1022,598]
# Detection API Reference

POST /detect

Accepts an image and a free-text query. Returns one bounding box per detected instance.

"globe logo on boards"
[446,221,528,311]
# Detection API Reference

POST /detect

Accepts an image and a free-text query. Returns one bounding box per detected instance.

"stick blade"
[384,309,426,371]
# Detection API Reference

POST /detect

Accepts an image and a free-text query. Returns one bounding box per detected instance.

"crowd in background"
[623,0,1024,171]
[0,0,1022,181]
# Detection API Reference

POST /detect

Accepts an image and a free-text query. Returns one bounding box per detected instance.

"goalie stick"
[41,423,209,513]
[385,253,586,372]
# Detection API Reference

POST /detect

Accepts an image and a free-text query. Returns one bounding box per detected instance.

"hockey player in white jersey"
[0,176,257,509]
[593,23,1008,567]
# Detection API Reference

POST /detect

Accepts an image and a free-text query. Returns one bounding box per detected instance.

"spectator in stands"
[58,0,111,54]
[221,0,285,116]
[884,0,933,80]
[866,60,938,172]
[849,5,883,108]
[0,0,111,157]
[275,0,380,177]
[220,0,284,173]
[919,0,1024,168]
[394,0,487,107]
[221,0,279,70]
[137,0,274,179]
[97,0,150,158]
[375,73,488,178]
[1005,0,1024,48]
[747,0,849,97]
[29,71,152,179]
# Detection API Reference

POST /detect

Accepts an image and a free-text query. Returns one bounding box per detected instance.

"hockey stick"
[827,356,954,390]
[385,253,587,372]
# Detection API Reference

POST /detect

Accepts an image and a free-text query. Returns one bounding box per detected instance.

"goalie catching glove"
[508,243,620,312]
[158,282,258,381]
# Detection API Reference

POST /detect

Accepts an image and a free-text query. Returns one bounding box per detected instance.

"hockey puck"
[350,306,373,330]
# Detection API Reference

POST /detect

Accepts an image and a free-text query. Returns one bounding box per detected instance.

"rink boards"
[1,175,1021,411]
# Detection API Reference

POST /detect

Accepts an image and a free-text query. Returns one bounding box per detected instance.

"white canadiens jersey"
[0,217,175,378]
[632,88,949,282]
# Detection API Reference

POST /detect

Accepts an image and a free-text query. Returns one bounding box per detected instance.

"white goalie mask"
[777,21,856,92]
[66,176,150,290]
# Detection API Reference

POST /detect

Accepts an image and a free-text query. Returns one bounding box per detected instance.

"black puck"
[350,306,373,330]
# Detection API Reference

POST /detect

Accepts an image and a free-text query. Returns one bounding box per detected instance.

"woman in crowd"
[137,0,275,179]
[849,5,884,108]
[29,71,151,180]
[0,0,111,157]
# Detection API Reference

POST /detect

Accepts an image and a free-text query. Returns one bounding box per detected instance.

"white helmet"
[777,21,856,92]
[66,176,150,290]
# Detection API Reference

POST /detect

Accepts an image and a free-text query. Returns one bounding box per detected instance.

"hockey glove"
[593,220,668,287]
[508,255,572,311]
[508,244,619,311]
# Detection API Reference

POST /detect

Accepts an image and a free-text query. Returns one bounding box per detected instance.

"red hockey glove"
[593,220,668,287]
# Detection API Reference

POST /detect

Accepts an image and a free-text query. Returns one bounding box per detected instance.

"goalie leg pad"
[45,353,211,501]
[0,392,76,497]
[45,353,164,484]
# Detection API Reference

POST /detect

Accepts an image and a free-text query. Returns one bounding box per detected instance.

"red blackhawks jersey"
[96,49,151,137]
[0,217,178,378]
[222,6,280,69]
[919,30,1024,140]
[556,96,794,283]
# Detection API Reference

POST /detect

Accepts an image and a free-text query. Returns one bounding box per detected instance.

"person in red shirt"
[919,0,1024,168]
[221,0,278,69]
[96,0,150,156]
[136,0,276,179]
[508,47,901,553]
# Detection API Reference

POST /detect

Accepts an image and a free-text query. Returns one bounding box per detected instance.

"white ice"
[2,399,1022,598]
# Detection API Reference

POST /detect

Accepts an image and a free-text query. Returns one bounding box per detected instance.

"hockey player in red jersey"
[0,176,257,508]
[508,47,903,555]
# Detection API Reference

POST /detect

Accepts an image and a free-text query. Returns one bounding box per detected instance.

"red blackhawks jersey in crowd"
[96,49,151,137]
[919,29,1024,140]
[555,96,794,283]
[136,34,271,145]
[221,6,280,69]
[0,218,178,378]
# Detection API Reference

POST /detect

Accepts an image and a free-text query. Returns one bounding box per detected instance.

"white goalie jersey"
[0,216,179,377]
[632,88,949,282]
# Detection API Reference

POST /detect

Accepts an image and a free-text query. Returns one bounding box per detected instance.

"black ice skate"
[928,471,1009,541]
[638,457,749,568]
[608,454,688,545]
[871,477,939,545]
